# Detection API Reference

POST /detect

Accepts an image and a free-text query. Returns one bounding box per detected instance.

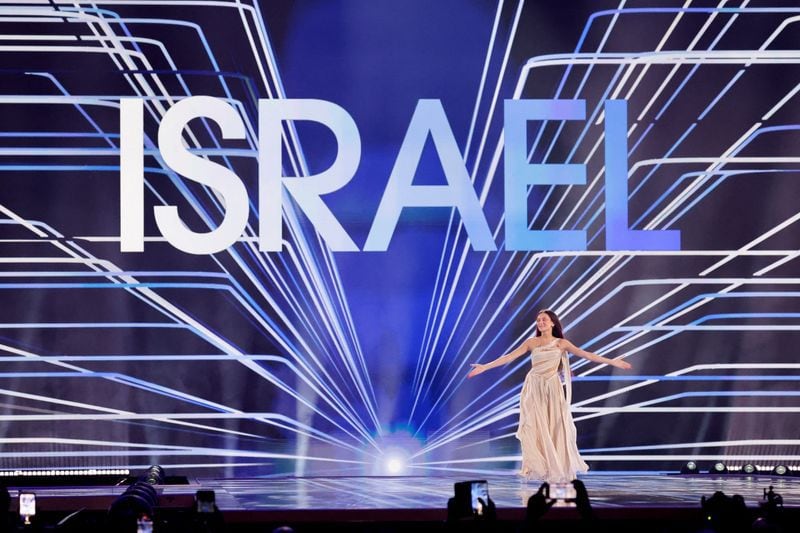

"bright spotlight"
[370,431,421,476]
[709,462,728,474]
[379,449,408,476]
[680,461,698,474]
[742,463,757,475]
[772,465,788,476]
[386,457,404,474]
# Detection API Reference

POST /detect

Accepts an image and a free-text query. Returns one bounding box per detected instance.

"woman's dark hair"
[535,309,564,338]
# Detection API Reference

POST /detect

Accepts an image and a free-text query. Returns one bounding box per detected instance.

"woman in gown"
[466,309,632,482]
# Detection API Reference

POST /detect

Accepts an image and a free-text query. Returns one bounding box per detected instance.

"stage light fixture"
[144,465,165,485]
[772,465,788,476]
[384,454,407,475]
[709,462,728,474]
[680,461,698,474]
[742,463,757,475]
[377,444,412,476]
[0,469,130,477]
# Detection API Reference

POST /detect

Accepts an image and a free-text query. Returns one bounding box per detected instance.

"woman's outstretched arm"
[557,339,632,369]
[467,338,535,378]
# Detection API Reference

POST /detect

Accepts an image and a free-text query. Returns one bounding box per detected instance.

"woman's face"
[536,313,553,334]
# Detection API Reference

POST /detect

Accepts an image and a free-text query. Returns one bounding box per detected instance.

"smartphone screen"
[550,482,577,506]
[196,490,216,513]
[470,481,489,515]
[136,516,153,533]
[19,492,36,524]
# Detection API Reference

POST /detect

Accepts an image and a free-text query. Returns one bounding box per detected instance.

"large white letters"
[258,99,360,252]
[121,96,249,254]
[118,97,681,254]
[365,100,494,251]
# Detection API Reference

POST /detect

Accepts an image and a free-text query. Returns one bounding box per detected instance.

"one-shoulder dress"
[515,338,589,482]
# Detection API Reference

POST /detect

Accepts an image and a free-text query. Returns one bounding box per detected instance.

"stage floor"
[13,473,800,512]
[191,473,800,510]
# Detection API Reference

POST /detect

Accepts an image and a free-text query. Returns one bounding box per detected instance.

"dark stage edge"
[6,473,800,531]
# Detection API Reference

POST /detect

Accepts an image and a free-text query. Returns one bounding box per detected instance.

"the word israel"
[119,97,680,254]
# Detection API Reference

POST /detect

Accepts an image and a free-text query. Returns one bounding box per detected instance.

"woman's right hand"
[467,363,486,378]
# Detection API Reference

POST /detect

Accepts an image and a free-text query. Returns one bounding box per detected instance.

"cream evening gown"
[516,338,589,482]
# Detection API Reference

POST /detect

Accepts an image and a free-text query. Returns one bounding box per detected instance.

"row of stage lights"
[680,461,799,476]
[0,469,130,477]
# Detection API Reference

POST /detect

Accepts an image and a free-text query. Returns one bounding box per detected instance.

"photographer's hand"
[572,479,593,520]
[475,497,496,521]
[526,482,555,522]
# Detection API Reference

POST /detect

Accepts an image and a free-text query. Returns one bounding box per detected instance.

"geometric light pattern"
[0,1,798,477]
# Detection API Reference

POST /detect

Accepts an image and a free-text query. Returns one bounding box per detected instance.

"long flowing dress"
[515,338,589,482]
